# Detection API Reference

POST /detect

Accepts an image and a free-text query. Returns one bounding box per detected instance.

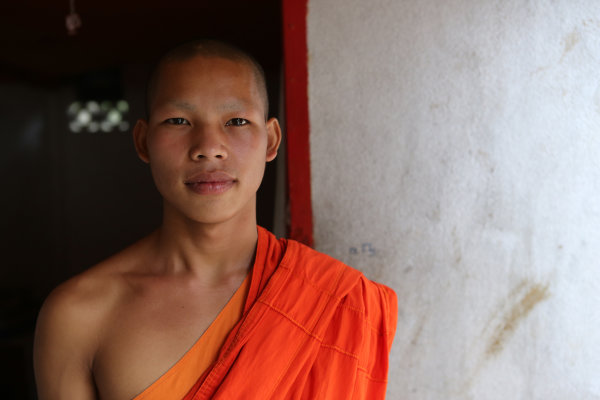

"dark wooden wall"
[0,2,282,397]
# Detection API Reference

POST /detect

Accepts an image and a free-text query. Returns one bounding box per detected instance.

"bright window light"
[67,99,130,134]
[76,109,91,125]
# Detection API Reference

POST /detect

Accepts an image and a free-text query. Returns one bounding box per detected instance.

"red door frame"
[282,0,313,247]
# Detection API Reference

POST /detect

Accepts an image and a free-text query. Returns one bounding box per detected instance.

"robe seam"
[338,303,365,315]
[266,328,316,400]
[262,264,346,399]
[257,299,324,341]
[278,243,360,301]
[261,305,328,397]
[278,263,340,299]
[336,304,394,336]
[256,282,390,357]
[365,320,394,336]
[357,366,389,383]
[256,259,348,342]
[319,342,359,360]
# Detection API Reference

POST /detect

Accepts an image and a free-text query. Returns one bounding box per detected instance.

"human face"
[133,56,281,226]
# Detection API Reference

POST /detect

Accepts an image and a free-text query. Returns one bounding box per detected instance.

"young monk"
[34,40,397,400]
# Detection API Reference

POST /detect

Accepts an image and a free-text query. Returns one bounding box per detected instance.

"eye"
[225,118,249,127]
[165,118,190,125]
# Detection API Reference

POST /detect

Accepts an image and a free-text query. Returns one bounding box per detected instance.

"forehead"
[151,56,261,108]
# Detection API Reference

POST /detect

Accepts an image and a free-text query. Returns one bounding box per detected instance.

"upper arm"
[34,286,98,400]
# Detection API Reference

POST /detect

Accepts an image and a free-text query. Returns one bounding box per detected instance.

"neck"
[148,204,258,285]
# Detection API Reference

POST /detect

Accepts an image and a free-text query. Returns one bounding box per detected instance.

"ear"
[133,119,150,163]
[265,117,282,162]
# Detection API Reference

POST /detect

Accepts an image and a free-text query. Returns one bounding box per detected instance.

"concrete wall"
[306,1,600,398]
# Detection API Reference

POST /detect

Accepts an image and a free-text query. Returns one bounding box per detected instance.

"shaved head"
[146,39,269,120]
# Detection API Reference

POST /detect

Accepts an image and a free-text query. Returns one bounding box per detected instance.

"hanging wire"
[65,0,82,36]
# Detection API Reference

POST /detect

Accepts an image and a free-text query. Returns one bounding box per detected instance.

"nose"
[188,124,228,161]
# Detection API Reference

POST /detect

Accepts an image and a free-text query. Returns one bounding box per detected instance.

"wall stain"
[533,26,584,75]
[560,29,580,62]
[486,282,550,357]
[460,281,551,394]
[531,65,549,76]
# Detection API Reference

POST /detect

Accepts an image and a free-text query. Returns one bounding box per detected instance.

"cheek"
[232,132,267,159]
[233,136,268,188]
[147,132,186,163]
[146,134,187,190]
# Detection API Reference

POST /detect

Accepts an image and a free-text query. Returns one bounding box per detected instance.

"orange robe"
[141,226,397,399]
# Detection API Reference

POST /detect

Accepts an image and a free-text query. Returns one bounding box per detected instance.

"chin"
[188,214,235,225]
[162,191,257,227]
[184,205,249,226]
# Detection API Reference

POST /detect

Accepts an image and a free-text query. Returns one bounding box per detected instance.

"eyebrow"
[165,98,258,114]
[217,99,253,113]
[168,101,196,111]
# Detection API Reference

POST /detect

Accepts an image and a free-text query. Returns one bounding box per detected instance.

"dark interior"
[0,1,282,397]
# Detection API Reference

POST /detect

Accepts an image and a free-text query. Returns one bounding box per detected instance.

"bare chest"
[92,286,233,400]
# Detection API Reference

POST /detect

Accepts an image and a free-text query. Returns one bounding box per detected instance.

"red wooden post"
[282,0,313,247]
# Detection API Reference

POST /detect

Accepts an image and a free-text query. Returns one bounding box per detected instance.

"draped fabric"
[182,227,398,399]
[132,226,397,399]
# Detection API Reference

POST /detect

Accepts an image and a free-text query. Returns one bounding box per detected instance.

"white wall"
[307,1,600,398]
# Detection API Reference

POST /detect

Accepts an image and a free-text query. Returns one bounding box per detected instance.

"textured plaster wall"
[307,1,600,399]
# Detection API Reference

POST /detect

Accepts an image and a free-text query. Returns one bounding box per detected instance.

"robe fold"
[140,226,397,399]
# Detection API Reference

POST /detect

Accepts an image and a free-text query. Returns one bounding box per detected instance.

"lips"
[184,171,236,195]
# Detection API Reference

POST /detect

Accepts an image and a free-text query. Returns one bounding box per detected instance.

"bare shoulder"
[36,233,156,344]
[34,234,155,399]
[36,263,116,342]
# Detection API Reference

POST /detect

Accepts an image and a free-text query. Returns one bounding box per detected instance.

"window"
[67,99,130,133]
